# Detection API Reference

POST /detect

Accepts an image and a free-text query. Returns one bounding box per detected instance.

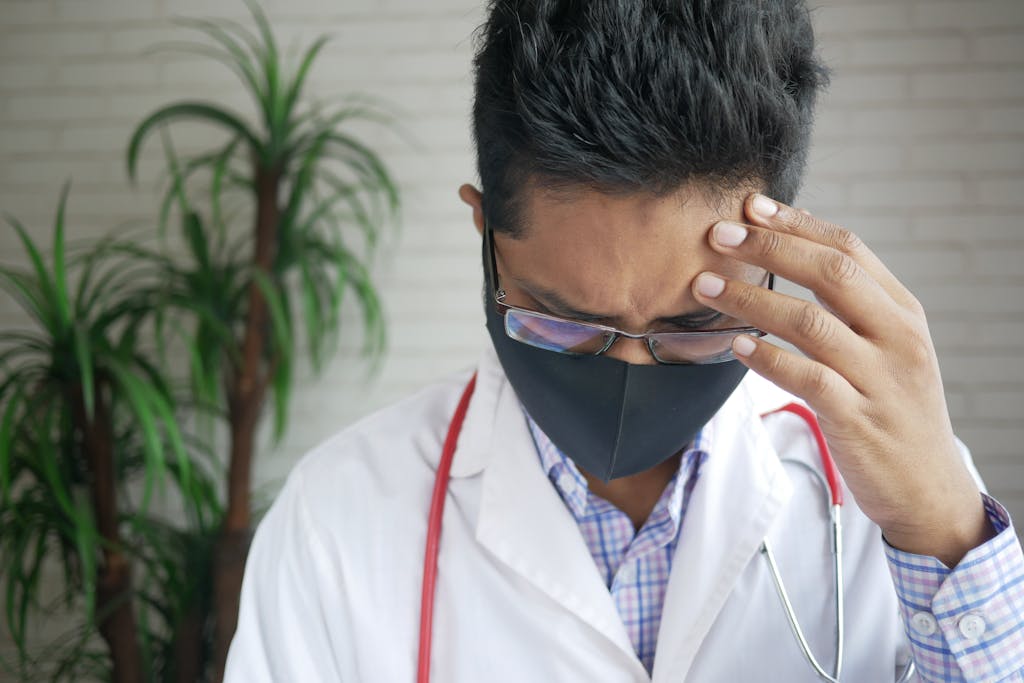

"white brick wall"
[1,0,1023,673]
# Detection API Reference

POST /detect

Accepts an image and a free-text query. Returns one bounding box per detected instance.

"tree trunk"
[73,382,145,683]
[96,555,144,683]
[172,591,203,683]
[211,165,281,682]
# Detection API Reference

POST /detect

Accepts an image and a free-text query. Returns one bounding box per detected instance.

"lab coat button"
[910,612,938,636]
[958,614,987,641]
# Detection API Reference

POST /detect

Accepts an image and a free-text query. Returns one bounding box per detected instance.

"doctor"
[225,1,1024,681]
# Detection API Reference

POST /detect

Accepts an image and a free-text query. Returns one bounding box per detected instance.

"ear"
[458,183,485,236]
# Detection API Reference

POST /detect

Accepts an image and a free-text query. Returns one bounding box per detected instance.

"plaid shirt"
[885,495,1024,682]
[525,412,1024,680]
[526,413,709,674]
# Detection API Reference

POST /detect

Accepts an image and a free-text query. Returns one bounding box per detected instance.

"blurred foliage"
[0,0,405,680]
[0,184,221,681]
[127,0,403,441]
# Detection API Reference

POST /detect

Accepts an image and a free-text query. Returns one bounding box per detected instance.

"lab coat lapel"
[474,376,648,675]
[651,378,794,683]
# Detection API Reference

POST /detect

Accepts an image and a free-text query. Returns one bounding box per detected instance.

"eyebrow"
[513,277,724,328]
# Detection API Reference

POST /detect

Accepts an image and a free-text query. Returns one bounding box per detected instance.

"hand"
[692,193,995,568]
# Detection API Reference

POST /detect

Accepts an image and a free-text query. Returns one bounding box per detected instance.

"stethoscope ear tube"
[765,453,845,681]
[761,537,840,682]
[763,404,915,682]
[761,404,844,681]
[895,659,917,682]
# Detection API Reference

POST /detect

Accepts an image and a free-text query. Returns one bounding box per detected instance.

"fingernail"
[752,195,778,218]
[697,273,726,298]
[714,221,748,247]
[733,335,757,357]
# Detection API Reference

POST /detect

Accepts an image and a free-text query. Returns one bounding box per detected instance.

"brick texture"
[1,0,1023,673]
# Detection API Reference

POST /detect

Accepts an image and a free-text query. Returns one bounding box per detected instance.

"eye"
[696,313,735,329]
[690,314,725,328]
[665,312,727,331]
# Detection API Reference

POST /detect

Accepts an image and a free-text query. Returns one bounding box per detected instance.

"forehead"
[508,180,757,273]
[495,180,762,323]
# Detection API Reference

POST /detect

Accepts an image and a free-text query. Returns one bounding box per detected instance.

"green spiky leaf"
[127,102,260,182]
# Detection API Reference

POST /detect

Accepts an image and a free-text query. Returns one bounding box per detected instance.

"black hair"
[470,0,832,237]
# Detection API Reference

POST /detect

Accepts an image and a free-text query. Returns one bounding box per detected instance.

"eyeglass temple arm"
[484,222,503,298]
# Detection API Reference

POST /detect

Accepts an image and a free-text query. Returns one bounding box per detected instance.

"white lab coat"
[225,342,984,682]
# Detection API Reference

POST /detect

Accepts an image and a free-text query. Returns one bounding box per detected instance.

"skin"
[458,181,994,568]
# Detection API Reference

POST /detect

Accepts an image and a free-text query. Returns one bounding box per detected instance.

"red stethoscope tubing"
[416,373,477,683]
[415,375,840,682]
[765,402,844,507]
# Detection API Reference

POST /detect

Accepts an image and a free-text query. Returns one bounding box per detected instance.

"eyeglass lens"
[504,307,759,363]
[505,309,614,354]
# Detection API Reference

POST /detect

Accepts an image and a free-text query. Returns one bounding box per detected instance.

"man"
[225,1,1024,680]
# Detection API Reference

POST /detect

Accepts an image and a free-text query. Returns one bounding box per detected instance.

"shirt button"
[618,564,634,581]
[958,614,987,641]
[910,612,938,636]
[556,473,575,491]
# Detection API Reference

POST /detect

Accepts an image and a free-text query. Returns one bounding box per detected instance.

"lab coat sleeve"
[223,466,347,682]
[883,436,1024,683]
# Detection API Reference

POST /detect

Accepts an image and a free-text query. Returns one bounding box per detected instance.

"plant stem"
[212,163,281,681]
[72,380,144,683]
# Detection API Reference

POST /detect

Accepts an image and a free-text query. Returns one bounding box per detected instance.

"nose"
[605,335,658,365]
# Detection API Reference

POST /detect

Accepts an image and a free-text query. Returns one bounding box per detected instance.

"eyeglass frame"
[483,222,775,365]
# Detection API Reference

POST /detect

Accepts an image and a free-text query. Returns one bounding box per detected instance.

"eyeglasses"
[484,223,773,365]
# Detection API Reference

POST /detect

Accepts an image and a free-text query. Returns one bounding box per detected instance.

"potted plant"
[126,1,403,676]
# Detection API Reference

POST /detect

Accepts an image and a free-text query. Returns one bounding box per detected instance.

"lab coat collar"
[447,343,504,478]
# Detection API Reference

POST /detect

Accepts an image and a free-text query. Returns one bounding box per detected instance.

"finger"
[730,333,860,419]
[694,271,874,385]
[744,194,920,312]
[708,220,903,337]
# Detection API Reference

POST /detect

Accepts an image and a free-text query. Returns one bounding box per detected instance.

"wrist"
[883,492,997,568]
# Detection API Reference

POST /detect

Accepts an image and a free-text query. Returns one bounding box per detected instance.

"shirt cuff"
[884,494,1024,683]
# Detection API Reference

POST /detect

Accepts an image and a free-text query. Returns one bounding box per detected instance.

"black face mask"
[482,234,749,482]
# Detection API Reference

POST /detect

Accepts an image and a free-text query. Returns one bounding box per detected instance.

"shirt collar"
[523,404,711,525]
